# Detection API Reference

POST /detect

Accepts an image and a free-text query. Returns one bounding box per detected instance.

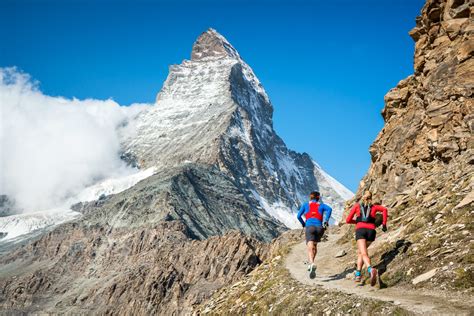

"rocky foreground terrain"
[198,230,411,315]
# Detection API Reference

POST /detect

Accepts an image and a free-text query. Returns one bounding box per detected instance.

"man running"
[297,191,332,278]
[346,190,388,286]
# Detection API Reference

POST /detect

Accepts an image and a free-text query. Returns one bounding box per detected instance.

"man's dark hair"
[310,191,320,201]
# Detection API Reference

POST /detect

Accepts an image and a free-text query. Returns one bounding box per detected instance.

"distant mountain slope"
[0,167,155,242]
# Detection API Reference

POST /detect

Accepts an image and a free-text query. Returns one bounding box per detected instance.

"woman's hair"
[363,190,372,201]
[310,191,320,201]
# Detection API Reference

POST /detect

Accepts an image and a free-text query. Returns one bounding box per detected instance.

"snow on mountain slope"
[312,161,354,224]
[0,208,79,241]
[0,167,156,241]
[121,57,237,168]
[250,190,301,228]
[72,167,156,203]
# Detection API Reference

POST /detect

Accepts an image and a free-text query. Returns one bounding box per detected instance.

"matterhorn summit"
[121,28,353,230]
[0,29,353,245]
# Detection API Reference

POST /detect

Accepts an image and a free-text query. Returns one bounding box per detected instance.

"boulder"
[457,39,474,62]
[412,268,438,285]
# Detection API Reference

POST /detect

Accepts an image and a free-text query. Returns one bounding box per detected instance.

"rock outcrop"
[0,195,17,218]
[346,0,473,291]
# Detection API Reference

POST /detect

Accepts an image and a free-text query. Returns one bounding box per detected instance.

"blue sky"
[0,0,424,192]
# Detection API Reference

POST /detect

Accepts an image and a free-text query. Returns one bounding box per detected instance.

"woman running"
[346,190,388,286]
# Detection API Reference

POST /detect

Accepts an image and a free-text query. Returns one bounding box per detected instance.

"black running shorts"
[355,228,376,242]
[305,225,324,243]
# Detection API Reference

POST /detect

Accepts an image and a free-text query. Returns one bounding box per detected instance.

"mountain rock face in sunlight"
[121,28,352,229]
[0,29,352,314]
[344,0,473,291]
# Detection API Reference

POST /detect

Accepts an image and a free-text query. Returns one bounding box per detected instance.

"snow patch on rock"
[251,190,300,229]
[0,208,79,241]
[73,167,156,203]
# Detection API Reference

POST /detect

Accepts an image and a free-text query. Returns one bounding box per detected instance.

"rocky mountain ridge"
[0,220,269,314]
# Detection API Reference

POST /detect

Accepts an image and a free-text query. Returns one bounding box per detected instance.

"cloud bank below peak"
[0,67,150,212]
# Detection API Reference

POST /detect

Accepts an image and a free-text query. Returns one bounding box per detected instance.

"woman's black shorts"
[355,228,376,242]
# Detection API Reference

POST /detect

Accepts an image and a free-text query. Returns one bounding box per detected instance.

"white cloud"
[0,67,149,212]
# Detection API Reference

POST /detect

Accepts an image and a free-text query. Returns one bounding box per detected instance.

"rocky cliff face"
[347,0,473,290]
[0,195,16,218]
[71,165,285,241]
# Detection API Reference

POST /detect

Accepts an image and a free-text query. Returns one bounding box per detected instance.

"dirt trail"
[285,232,473,315]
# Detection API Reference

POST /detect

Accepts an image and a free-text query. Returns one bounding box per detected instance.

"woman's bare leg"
[357,239,371,268]
[357,248,363,271]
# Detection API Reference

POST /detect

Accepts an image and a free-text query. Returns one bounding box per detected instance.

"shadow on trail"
[375,239,412,289]
[321,267,355,282]
[318,239,412,287]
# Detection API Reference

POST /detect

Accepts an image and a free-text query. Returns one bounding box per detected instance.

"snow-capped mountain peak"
[122,29,353,228]
[1,29,353,244]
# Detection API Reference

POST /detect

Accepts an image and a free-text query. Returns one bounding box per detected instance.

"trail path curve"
[285,232,473,315]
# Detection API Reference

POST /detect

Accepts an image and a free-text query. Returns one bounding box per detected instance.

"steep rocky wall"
[71,165,286,242]
[348,0,473,290]
[367,0,473,198]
